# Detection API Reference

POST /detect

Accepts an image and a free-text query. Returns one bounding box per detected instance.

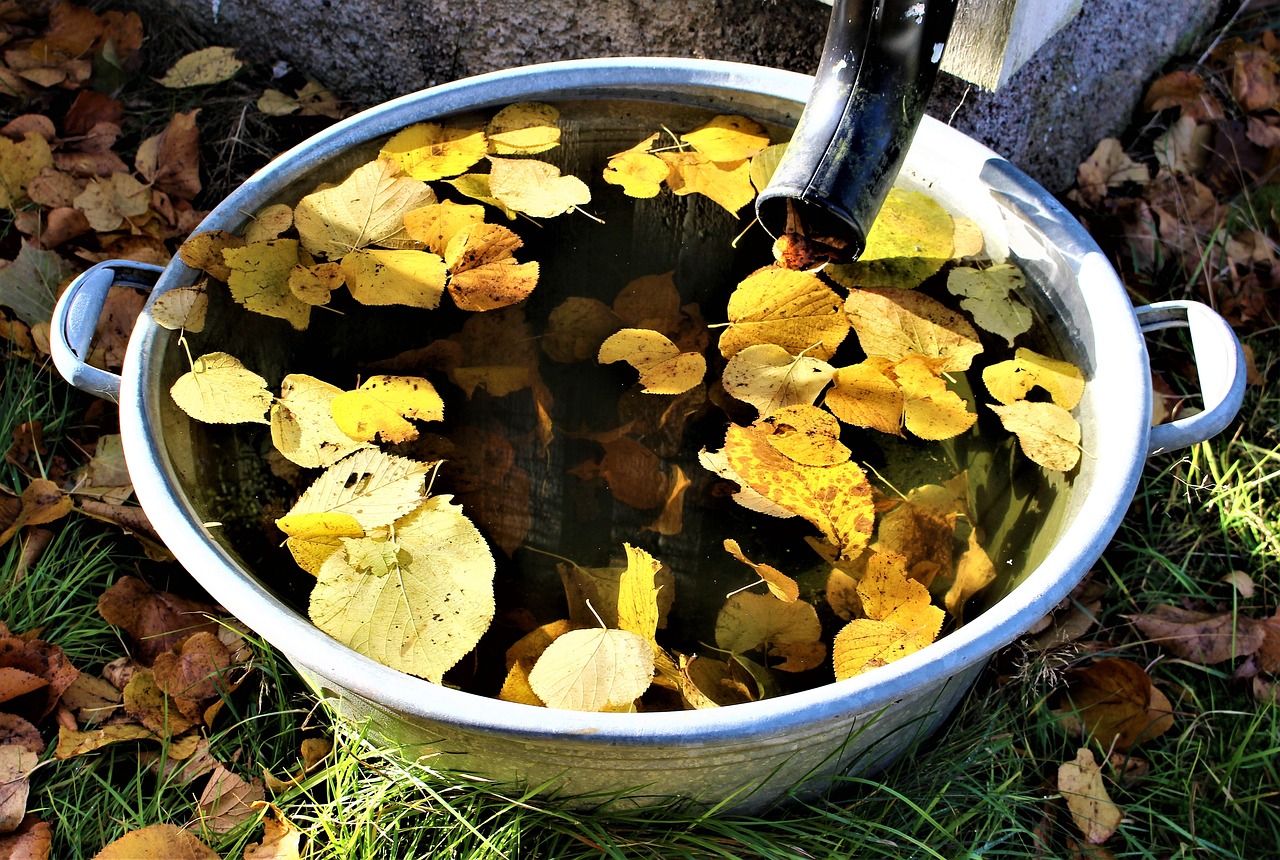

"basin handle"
[1137,300,1246,456]
[49,260,164,403]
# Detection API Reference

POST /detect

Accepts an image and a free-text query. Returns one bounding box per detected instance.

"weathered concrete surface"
[165,0,1224,192]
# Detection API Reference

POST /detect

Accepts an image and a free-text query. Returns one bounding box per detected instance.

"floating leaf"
[288,261,344,305]
[825,189,954,288]
[845,287,983,372]
[679,114,770,162]
[242,203,294,244]
[222,239,312,330]
[443,222,540,311]
[697,448,797,519]
[617,544,663,643]
[284,449,429,531]
[602,134,668,198]
[894,355,978,441]
[658,150,754,214]
[486,102,560,155]
[983,347,1085,409]
[721,343,835,417]
[748,142,788,191]
[1058,748,1123,845]
[403,200,486,254]
[719,266,849,360]
[149,283,207,332]
[946,264,1032,346]
[270,374,374,469]
[309,496,495,683]
[760,404,850,467]
[714,592,824,672]
[832,551,944,680]
[487,157,591,218]
[340,248,447,310]
[989,401,1082,471]
[330,375,444,444]
[156,46,242,88]
[294,159,436,258]
[178,230,243,283]
[527,628,655,712]
[723,539,799,602]
[444,174,519,219]
[378,122,487,181]
[598,328,705,395]
[823,359,904,436]
[170,352,272,425]
[275,511,364,575]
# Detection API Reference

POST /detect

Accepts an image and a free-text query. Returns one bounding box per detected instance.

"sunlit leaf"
[486,102,561,155]
[989,401,1082,471]
[721,343,834,417]
[844,287,982,372]
[488,157,590,218]
[222,239,311,330]
[679,114,770,162]
[982,347,1085,409]
[270,374,373,469]
[378,122,487,182]
[170,352,272,425]
[946,264,1032,347]
[598,328,705,395]
[330,375,444,445]
[294,159,436,258]
[718,266,849,360]
[527,628,655,712]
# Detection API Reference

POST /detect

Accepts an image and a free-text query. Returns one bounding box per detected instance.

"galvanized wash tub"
[50,58,1246,811]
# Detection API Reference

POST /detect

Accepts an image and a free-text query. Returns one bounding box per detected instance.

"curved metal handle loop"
[49,260,164,403]
[1138,300,1246,456]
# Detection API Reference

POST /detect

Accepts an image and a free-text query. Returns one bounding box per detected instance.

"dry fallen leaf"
[96,576,223,665]
[1055,658,1174,751]
[1128,605,1266,664]
[90,822,221,860]
[1058,747,1123,845]
[156,46,242,88]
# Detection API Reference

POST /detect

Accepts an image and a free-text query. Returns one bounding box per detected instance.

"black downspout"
[756,0,958,264]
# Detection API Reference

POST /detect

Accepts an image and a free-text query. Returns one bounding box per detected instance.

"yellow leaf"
[894,355,979,441]
[760,404,851,466]
[982,347,1085,409]
[330,375,444,444]
[55,723,158,760]
[527,628,655,711]
[0,745,35,832]
[294,159,437,258]
[378,122,487,181]
[873,476,967,589]
[0,131,53,208]
[658,150,754,214]
[856,551,932,621]
[945,529,997,622]
[844,287,983,372]
[486,102,561,155]
[678,654,754,708]
[149,283,207,333]
[557,556,679,635]
[602,134,669,198]
[275,510,364,576]
[831,616,935,680]
[989,401,1082,471]
[284,448,429,530]
[598,328,705,395]
[89,822,220,860]
[718,266,849,360]
[714,592,823,671]
[697,447,797,519]
[403,200,486,255]
[824,189,954,289]
[721,343,835,417]
[824,358,905,436]
[270,374,374,469]
[723,538,799,602]
[309,496,495,683]
[443,222,539,311]
[679,114,770,162]
[156,46,242,88]
[242,203,294,244]
[340,248,447,310]
[222,239,311,330]
[170,352,272,425]
[244,803,303,860]
[178,230,243,282]
[946,264,1032,347]
[444,174,519,219]
[498,659,545,706]
[288,260,344,306]
[617,543,664,643]
[74,173,149,232]
[487,157,591,218]
[721,423,874,559]
[541,297,622,363]
[749,143,788,192]
[952,217,986,257]
[1058,748,1123,845]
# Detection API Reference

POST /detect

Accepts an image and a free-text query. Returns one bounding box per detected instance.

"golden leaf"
[0,131,53,208]
[602,134,669,198]
[946,264,1032,347]
[403,200,486,255]
[284,448,429,531]
[487,157,591,218]
[498,659,545,706]
[844,287,982,372]
[443,222,539,311]
[894,355,979,441]
[156,46,242,88]
[760,403,851,466]
[444,174,519,219]
[697,447,797,519]
[721,423,874,559]
[527,628,655,712]
[823,359,905,436]
[178,230,243,282]
[149,283,207,333]
[242,202,294,244]
[330,375,445,444]
[989,401,1082,471]
[832,551,945,680]
[486,102,561,155]
[378,121,487,181]
[340,248,448,310]
[679,114,770,162]
[89,822,220,859]
[597,328,705,395]
[982,347,1085,409]
[945,530,996,621]
[270,374,374,469]
[824,188,954,289]
[294,159,437,258]
[309,496,495,684]
[222,239,311,330]
[170,352,272,425]
[275,511,364,576]
[658,150,755,214]
[721,343,835,417]
[714,592,824,672]
[718,266,849,360]
[617,543,664,643]
[288,260,344,305]
[1058,748,1123,845]
[723,538,799,602]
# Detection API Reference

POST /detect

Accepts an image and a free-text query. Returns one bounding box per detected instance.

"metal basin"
[50,58,1246,812]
